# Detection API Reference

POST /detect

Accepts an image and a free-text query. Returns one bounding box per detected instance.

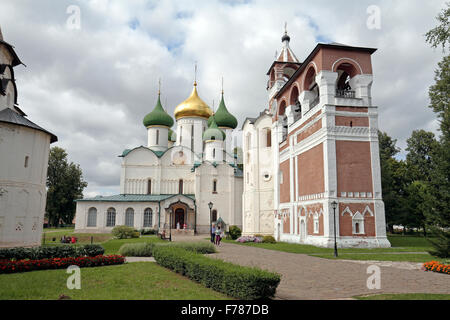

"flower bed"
[423,261,450,275]
[236,236,262,243]
[0,255,125,274]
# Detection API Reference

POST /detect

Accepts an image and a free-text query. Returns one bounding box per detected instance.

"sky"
[0,0,446,197]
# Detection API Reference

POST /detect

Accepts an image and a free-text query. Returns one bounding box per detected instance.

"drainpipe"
[194,199,197,235]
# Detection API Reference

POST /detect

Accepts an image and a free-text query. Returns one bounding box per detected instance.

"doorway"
[174,208,185,228]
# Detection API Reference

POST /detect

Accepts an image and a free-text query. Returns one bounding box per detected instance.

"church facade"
[75,83,243,234]
[242,30,390,248]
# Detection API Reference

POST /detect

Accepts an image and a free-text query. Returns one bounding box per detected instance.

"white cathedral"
[74,82,243,234]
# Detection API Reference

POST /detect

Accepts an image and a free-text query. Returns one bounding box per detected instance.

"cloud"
[0,0,446,195]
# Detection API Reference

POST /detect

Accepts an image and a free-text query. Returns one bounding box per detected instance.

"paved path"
[208,242,450,300]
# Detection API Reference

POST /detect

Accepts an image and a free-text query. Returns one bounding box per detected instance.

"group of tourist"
[210,223,223,246]
[60,235,77,244]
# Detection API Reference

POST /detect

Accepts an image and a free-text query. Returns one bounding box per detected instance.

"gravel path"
[209,242,450,300]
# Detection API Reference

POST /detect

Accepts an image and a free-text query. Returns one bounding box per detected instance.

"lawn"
[0,262,230,300]
[223,234,440,263]
[354,293,450,300]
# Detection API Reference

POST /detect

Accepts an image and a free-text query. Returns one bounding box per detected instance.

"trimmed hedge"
[152,245,280,299]
[119,242,154,257]
[0,255,125,274]
[228,226,242,240]
[0,244,105,261]
[118,241,216,257]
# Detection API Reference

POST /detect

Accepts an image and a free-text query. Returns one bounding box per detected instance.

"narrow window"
[179,179,183,194]
[180,126,183,143]
[24,156,29,168]
[213,148,216,158]
[266,129,272,147]
[212,210,217,222]
[125,208,134,227]
[213,180,217,193]
[144,208,153,227]
[191,125,194,150]
[147,179,152,195]
[355,222,360,234]
[156,130,159,145]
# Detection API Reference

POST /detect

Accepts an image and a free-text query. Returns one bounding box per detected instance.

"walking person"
[215,226,222,246]
[211,223,216,243]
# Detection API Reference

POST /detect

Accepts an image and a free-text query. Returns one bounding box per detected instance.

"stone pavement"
[208,242,450,300]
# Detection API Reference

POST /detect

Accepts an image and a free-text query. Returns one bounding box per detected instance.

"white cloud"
[0,0,446,195]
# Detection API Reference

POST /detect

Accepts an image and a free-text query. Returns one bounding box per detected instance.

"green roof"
[120,146,166,158]
[207,93,237,129]
[76,194,195,202]
[143,94,174,128]
[203,115,226,141]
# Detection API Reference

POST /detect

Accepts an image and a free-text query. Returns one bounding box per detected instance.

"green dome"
[203,116,226,141]
[207,93,238,129]
[143,94,174,128]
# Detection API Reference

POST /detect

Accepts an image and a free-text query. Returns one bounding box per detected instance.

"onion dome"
[143,93,174,128]
[203,115,226,141]
[168,128,177,142]
[207,92,238,129]
[282,32,290,43]
[174,83,213,120]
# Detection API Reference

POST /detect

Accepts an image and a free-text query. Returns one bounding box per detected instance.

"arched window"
[87,207,97,227]
[304,66,319,107]
[106,208,116,227]
[147,179,152,195]
[352,212,364,234]
[125,208,134,227]
[143,208,153,228]
[179,179,183,194]
[212,209,217,222]
[156,130,159,145]
[335,62,359,98]
[213,179,217,193]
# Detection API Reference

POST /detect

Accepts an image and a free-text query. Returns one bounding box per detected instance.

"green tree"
[405,130,439,182]
[46,147,87,227]
[404,181,434,236]
[378,131,408,232]
[425,4,450,257]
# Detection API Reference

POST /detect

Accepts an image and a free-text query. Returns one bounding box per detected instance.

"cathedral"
[75,27,390,248]
[74,81,243,234]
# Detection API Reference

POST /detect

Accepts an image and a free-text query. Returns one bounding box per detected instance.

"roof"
[0,40,24,67]
[274,42,377,99]
[143,93,174,128]
[76,194,196,202]
[207,93,238,129]
[0,107,57,143]
[241,109,271,130]
[203,115,226,141]
[120,146,165,158]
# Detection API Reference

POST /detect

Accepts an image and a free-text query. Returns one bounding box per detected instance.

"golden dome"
[174,83,213,120]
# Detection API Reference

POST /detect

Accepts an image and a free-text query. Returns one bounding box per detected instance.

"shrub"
[152,245,280,299]
[140,229,157,235]
[118,242,154,257]
[236,236,262,243]
[262,236,276,244]
[228,226,242,240]
[112,226,140,239]
[164,242,216,254]
[0,244,105,261]
[0,255,125,274]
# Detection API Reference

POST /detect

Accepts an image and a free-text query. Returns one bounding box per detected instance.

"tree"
[378,131,408,232]
[404,181,434,236]
[46,147,87,227]
[424,4,450,257]
[405,130,439,182]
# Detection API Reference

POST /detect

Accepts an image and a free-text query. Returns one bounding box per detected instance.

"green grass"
[0,262,230,300]
[224,234,439,262]
[103,236,164,255]
[354,293,450,300]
